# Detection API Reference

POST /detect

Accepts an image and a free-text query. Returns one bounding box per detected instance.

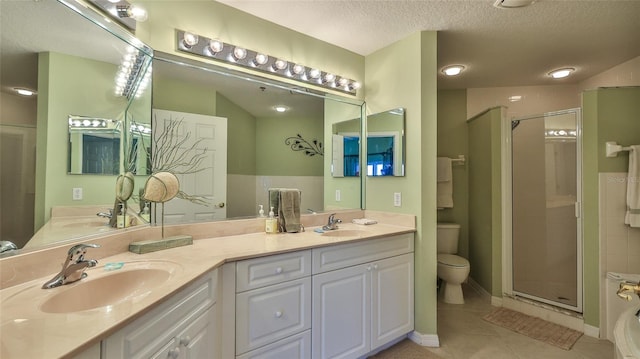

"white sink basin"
[321,229,367,238]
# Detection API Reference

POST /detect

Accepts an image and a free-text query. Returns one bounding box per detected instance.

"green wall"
[256,115,324,176]
[216,95,256,176]
[35,52,129,228]
[364,31,438,335]
[437,90,469,258]
[467,107,503,297]
[582,86,640,327]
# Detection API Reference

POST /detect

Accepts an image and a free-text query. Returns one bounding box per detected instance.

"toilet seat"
[437,254,469,268]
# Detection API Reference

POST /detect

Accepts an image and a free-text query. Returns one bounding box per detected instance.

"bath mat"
[483,307,583,350]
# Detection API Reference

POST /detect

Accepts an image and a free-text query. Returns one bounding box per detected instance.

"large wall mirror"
[0,0,152,252]
[149,52,364,224]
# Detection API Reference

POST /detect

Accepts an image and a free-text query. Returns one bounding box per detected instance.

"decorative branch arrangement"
[285,134,324,157]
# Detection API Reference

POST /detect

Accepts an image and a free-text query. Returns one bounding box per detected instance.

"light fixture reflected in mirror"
[548,67,575,79]
[442,65,465,76]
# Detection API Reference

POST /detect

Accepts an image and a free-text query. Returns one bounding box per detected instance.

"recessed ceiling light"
[442,65,465,76]
[273,105,288,113]
[493,0,535,9]
[548,68,575,79]
[508,95,523,102]
[14,88,36,96]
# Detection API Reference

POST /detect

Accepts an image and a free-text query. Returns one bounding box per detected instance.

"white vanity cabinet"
[311,234,414,359]
[234,250,312,358]
[102,269,220,359]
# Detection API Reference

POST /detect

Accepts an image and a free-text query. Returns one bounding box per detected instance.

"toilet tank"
[437,223,460,254]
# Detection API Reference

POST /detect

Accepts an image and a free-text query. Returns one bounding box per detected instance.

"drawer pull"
[168,347,180,359]
[179,336,191,347]
[275,267,283,274]
[274,310,283,318]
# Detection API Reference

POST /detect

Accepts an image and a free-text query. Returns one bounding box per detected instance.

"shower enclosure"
[510,108,582,312]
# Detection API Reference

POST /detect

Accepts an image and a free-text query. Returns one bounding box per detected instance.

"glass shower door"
[511,109,581,311]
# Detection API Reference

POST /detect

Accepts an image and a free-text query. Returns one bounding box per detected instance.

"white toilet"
[437,223,470,304]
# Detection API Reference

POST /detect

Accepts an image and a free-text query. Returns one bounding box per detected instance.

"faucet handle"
[67,243,100,262]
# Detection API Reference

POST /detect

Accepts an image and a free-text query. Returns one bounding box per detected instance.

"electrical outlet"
[72,187,83,201]
[335,189,341,201]
[393,192,401,207]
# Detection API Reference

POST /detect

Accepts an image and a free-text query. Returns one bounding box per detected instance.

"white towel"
[625,145,640,227]
[437,157,452,182]
[437,157,453,208]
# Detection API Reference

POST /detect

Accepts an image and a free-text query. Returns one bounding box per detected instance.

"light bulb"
[292,64,305,75]
[127,5,147,21]
[308,68,321,79]
[253,53,269,66]
[271,59,287,72]
[208,39,224,54]
[182,32,199,48]
[233,47,247,60]
[323,73,336,83]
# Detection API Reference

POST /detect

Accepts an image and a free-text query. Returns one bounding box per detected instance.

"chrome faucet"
[96,208,113,219]
[42,243,100,289]
[0,240,18,253]
[617,281,640,301]
[322,213,342,231]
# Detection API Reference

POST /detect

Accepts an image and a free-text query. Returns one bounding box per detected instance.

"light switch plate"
[393,192,401,207]
[335,189,341,201]
[72,187,83,201]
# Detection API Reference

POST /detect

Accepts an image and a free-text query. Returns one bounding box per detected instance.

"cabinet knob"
[179,336,191,347]
[373,264,378,270]
[168,347,180,359]
[275,267,283,274]
[367,265,372,271]
[275,310,283,318]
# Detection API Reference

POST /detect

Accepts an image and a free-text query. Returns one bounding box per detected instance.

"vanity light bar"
[175,30,360,95]
[115,46,152,99]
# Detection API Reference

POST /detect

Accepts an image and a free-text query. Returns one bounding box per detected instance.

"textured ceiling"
[217,0,640,89]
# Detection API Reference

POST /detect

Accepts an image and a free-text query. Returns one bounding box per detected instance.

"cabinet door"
[370,253,414,350]
[176,305,218,359]
[312,264,370,359]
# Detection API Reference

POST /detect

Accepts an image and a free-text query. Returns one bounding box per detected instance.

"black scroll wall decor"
[285,134,324,157]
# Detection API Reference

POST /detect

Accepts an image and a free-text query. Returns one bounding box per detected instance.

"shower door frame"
[501,108,583,313]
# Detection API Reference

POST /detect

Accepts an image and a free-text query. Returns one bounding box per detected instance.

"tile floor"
[422,283,615,359]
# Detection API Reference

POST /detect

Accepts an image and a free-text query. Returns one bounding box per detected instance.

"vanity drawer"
[236,250,311,292]
[312,233,414,274]
[236,330,311,359]
[236,277,311,354]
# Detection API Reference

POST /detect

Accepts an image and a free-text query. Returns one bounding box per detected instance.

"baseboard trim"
[408,331,440,347]
[583,323,600,338]
[467,277,502,306]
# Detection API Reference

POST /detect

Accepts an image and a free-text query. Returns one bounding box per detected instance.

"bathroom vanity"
[0,211,415,359]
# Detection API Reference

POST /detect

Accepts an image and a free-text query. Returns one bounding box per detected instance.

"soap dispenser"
[265,206,278,234]
[258,204,265,218]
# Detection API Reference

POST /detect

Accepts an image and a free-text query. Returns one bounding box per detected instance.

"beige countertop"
[0,219,415,359]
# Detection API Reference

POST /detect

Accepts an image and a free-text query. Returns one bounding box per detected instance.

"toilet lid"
[437,254,469,267]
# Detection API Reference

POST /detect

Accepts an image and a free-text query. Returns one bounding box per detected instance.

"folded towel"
[437,157,453,208]
[437,157,452,182]
[278,189,302,233]
[625,145,640,227]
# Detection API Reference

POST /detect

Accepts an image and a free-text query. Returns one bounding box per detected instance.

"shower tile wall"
[599,173,640,274]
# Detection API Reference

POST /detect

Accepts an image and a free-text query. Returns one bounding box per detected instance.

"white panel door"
[370,254,414,350]
[152,109,227,223]
[312,264,370,359]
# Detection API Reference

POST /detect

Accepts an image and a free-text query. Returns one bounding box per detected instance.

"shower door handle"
[574,202,581,218]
